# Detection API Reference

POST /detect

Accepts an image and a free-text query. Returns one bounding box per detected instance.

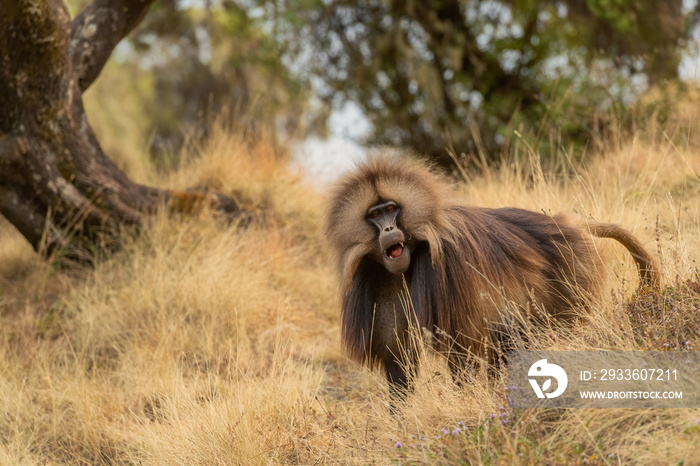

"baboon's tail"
[589,222,660,290]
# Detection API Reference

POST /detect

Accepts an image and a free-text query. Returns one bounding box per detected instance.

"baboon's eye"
[386,205,395,213]
[369,210,380,219]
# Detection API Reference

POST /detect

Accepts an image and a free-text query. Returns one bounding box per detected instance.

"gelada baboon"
[325,155,659,394]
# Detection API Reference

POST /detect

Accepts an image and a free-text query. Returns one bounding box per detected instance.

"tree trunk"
[0,0,243,264]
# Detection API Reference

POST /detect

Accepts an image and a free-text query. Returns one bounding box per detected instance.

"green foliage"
[69,0,698,170]
[260,0,697,167]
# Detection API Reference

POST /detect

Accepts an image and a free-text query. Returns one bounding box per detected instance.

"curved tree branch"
[71,0,156,91]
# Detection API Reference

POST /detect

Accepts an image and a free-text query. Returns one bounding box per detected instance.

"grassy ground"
[1,117,699,464]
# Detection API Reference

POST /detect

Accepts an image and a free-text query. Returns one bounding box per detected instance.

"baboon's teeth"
[386,242,405,259]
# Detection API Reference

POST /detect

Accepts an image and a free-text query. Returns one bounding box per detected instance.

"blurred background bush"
[70,0,700,173]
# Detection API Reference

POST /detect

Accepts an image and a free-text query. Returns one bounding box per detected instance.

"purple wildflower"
[394,442,402,448]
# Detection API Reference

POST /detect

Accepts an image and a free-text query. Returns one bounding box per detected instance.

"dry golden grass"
[1,119,699,465]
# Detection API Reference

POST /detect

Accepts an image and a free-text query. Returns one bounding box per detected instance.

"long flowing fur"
[325,155,661,378]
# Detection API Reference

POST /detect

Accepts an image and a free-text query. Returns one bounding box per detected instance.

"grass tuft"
[1,119,699,464]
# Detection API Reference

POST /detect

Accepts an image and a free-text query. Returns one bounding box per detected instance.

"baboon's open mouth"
[385,242,405,259]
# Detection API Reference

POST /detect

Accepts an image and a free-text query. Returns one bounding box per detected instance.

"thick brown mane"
[409,206,605,359]
[326,156,458,289]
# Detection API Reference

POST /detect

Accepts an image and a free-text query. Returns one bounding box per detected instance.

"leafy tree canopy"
[262,0,698,166]
[73,0,699,169]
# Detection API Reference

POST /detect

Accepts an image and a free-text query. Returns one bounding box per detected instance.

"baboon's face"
[366,200,411,275]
